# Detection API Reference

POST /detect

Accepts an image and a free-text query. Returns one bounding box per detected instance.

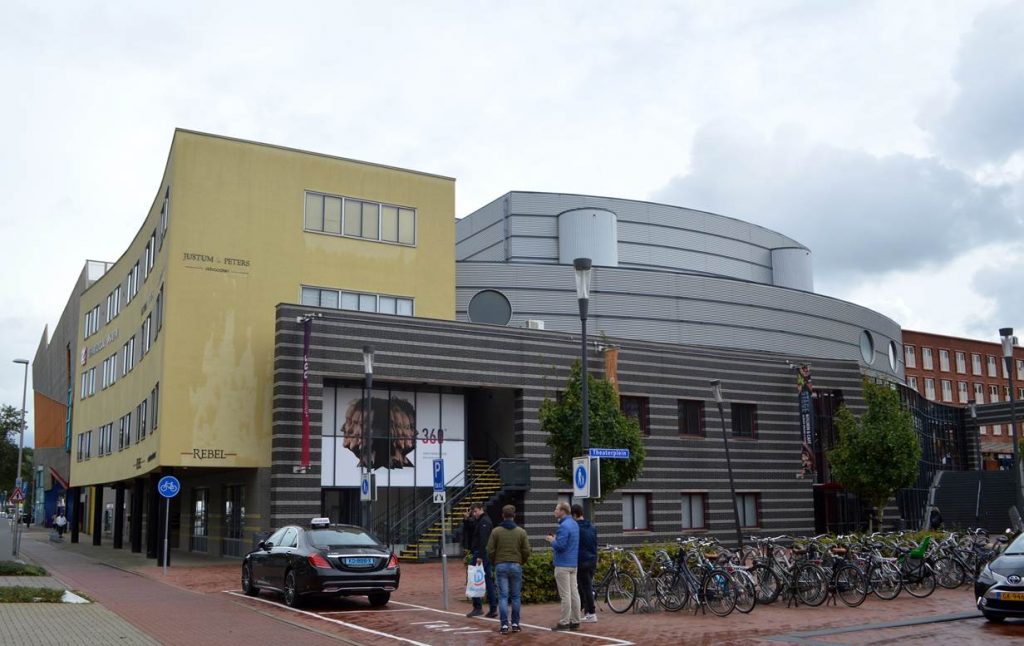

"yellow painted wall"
[71,130,455,487]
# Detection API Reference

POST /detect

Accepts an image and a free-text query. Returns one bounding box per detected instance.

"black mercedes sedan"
[242,518,400,608]
[976,531,1024,622]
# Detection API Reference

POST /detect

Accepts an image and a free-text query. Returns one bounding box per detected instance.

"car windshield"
[309,528,381,550]
[1004,533,1024,555]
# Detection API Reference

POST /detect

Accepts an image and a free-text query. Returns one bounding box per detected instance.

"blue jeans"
[494,562,523,626]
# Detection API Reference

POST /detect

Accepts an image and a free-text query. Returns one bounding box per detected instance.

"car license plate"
[997,591,1024,601]
[345,557,375,567]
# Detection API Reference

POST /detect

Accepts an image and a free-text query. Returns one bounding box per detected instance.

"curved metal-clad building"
[456,191,903,379]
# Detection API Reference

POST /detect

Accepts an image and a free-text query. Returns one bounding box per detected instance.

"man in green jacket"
[486,504,532,634]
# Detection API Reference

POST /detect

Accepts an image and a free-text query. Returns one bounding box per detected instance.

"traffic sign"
[433,491,446,504]
[157,476,181,498]
[9,487,25,503]
[589,448,630,459]
[360,471,373,502]
[433,459,445,492]
[572,456,590,498]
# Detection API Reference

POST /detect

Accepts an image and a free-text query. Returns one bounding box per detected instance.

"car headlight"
[978,564,1007,586]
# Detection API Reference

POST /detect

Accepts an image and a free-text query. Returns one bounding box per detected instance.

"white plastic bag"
[466,563,486,598]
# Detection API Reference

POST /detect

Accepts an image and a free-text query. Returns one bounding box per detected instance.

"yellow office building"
[65,129,454,555]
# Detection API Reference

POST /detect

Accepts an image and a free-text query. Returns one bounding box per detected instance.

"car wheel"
[368,591,391,607]
[284,571,301,608]
[242,563,260,597]
[982,611,1005,623]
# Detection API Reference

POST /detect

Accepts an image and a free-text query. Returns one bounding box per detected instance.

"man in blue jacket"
[545,501,580,630]
[572,503,598,623]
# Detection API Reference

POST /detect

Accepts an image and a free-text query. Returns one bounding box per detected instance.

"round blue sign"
[574,465,587,489]
[157,476,181,498]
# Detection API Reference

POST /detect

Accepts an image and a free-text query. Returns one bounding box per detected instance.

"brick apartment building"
[902,330,1023,470]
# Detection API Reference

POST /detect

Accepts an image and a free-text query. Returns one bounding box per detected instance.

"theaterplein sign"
[320,386,466,488]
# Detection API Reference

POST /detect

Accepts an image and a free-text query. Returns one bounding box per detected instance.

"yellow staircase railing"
[398,459,502,561]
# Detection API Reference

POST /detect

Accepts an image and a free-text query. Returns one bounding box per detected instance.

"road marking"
[320,608,425,615]
[390,600,635,645]
[225,591,431,645]
[765,610,983,643]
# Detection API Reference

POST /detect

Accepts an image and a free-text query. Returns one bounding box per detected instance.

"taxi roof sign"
[310,517,331,528]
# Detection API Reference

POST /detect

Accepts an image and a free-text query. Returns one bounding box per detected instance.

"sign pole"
[440,497,449,610]
[163,496,169,577]
[156,475,180,576]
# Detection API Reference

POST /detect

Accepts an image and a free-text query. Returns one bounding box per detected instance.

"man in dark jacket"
[572,504,598,623]
[467,503,498,618]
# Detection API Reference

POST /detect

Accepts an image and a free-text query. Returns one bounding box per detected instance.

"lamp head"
[710,379,723,404]
[13,359,29,366]
[362,345,374,375]
[573,257,593,301]
[999,328,1015,358]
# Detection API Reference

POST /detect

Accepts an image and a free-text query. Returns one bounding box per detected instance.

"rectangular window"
[731,403,757,438]
[989,384,999,403]
[138,399,148,441]
[939,350,950,372]
[987,356,998,377]
[922,348,933,370]
[83,306,100,338]
[77,433,84,461]
[958,381,969,404]
[908,376,918,391]
[159,188,169,250]
[143,241,151,281]
[358,293,376,312]
[126,336,136,373]
[80,372,87,400]
[1017,359,1024,381]
[191,488,209,552]
[972,353,982,375]
[155,284,164,335]
[940,379,953,402]
[305,190,416,245]
[126,263,140,304]
[681,493,707,530]
[622,493,650,531]
[620,396,650,436]
[84,430,92,460]
[88,368,96,397]
[301,285,414,317]
[677,399,705,436]
[974,382,984,403]
[152,383,160,430]
[736,493,760,528]
[993,424,1002,435]
[142,316,152,355]
[924,378,936,400]
[905,346,916,369]
[955,352,966,374]
[146,231,156,278]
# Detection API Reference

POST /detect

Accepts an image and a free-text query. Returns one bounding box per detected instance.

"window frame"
[677,399,706,437]
[730,402,758,438]
[621,492,652,531]
[619,395,650,436]
[904,345,916,369]
[736,492,760,528]
[681,492,708,530]
[303,190,417,246]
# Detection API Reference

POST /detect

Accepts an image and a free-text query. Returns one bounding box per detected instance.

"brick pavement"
[0,604,158,645]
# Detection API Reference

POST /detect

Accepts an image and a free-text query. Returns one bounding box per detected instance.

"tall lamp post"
[1000,328,1020,508]
[711,380,743,550]
[573,258,593,519]
[13,359,29,556]
[362,346,375,531]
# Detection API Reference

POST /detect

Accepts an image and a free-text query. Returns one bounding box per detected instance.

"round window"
[859,331,875,364]
[467,290,513,326]
[888,341,899,373]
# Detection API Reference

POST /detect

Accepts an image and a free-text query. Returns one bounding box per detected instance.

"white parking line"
[390,601,635,645]
[224,591,431,645]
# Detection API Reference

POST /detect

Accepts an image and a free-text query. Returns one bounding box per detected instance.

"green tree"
[540,362,646,501]
[828,381,921,531]
[0,404,33,493]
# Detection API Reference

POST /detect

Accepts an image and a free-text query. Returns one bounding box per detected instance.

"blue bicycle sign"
[157,476,181,498]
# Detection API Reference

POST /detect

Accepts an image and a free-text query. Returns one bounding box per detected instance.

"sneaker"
[570,623,580,631]
[551,623,571,631]
[511,624,521,633]
[499,625,510,635]
[580,614,597,623]
[485,610,499,619]
[466,608,483,618]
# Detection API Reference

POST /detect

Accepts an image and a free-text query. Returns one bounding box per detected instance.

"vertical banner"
[604,347,620,395]
[797,364,815,475]
[301,317,312,468]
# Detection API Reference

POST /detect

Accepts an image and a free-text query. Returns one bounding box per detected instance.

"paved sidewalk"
[0,521,352,645]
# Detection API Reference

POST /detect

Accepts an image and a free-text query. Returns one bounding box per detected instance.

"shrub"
[0,586,63,603]
[0,561,47,576]
[521,551,558,604]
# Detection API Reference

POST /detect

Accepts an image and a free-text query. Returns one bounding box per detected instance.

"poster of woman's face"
[320,387,465,488]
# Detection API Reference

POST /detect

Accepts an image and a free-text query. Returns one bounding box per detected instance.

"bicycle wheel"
[794,563,828,607]
[835,564,868,608]
[870,562,902,600]
[702,569,737,617]
[606,571,637,613]
[731,570,757,613]
[933,557,966,589]
[749,564,782,604]
[655,570,687,612]
[903,562,936,598]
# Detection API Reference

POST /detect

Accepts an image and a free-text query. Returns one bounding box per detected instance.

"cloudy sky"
[2,1,1022,445]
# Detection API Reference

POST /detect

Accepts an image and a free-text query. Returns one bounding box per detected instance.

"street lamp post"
[362,346,375,531]
[573,258,593,519]
[711,380,743,550]
[13,359,29,556]
[1000,328,1020,508]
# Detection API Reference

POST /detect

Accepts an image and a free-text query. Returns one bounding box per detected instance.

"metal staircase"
[398,459,504,561]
